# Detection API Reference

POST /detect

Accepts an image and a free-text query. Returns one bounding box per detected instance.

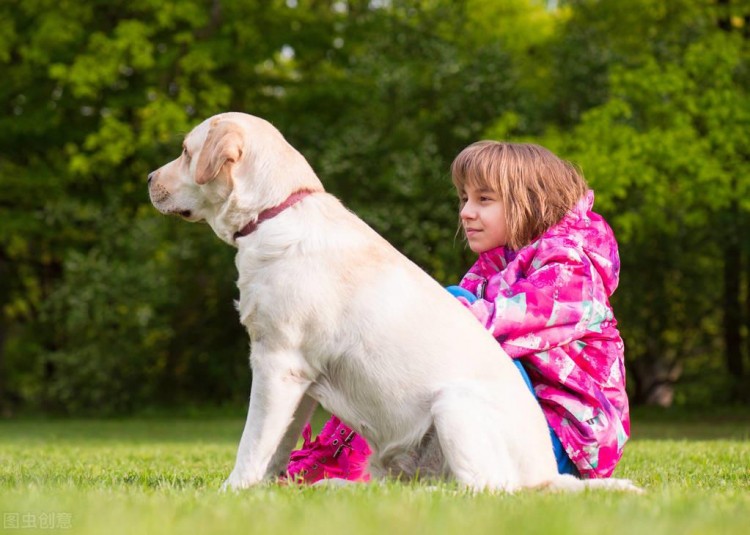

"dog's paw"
[220,469,258,492]
[311,478,359,488]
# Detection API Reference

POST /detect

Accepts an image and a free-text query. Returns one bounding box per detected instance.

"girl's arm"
[465,244,610,359]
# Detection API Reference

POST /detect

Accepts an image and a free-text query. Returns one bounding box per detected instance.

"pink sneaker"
[285,415,371,484]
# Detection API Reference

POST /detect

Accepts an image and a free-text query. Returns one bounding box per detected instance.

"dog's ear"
[195,120,244,185]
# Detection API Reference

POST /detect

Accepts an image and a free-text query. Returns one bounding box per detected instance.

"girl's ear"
[195,120,244,185]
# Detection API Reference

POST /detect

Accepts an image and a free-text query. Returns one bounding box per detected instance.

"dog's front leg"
[266,393,318,477]
[222,348,312,491]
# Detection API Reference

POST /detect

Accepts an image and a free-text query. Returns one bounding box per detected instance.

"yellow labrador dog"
[148,112,638,493]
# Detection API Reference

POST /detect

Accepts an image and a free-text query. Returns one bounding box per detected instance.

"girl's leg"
[550,428,579,476]
[512,358,579,476]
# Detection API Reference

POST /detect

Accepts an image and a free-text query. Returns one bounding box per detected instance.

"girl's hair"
[450,141,588,250]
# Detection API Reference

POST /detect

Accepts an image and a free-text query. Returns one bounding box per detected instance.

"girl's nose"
[460,202,476,220]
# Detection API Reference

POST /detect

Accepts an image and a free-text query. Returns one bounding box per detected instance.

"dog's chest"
[233,247,298,327]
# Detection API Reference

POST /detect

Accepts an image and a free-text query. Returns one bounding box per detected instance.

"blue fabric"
[513,358,579,476]
[445,284,578,476]
[445,285,477,302]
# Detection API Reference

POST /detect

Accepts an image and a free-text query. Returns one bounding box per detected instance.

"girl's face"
[459,184,508,253]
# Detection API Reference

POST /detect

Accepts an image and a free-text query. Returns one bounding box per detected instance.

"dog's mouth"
[163,208,192,218]
[172,209,204,223]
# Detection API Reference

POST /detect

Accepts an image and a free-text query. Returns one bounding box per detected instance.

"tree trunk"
[631,355,682,407]
[716,0,748,401]
[747,234,750,378]
[717,0,731,31]
[0,322,6,416]
[0,252,8,416]
[723,196,744,395]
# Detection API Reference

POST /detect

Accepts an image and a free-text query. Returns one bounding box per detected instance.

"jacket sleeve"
[466,243,602,359]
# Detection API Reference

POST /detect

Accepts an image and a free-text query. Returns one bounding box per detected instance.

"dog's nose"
[147,172,155,186]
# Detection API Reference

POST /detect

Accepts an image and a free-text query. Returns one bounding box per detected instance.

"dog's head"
[148,112,323,244]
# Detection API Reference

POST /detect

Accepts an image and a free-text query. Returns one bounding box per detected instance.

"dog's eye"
[182,147,190,160]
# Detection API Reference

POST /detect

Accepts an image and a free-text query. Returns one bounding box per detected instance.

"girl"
[286,141,630,482]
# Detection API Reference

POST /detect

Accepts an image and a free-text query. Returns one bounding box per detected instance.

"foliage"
[537,0,750,404]
[0,0,748,413]
[0,0,535,413]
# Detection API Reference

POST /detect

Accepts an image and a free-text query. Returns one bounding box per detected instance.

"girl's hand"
[445,285,477,304]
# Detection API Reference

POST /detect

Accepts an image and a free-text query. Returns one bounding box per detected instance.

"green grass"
[1,409,749,535]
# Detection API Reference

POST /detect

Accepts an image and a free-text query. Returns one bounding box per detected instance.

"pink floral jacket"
[458,191,630,478]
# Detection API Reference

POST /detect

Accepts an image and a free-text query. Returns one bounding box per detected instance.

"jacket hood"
[470,190,620,296]
[546,190,620,296]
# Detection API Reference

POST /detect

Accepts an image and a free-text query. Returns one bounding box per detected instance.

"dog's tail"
[543,474,644,494]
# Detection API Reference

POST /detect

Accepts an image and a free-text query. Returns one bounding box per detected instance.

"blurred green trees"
[543,0,750,405]
[0,0,748,414]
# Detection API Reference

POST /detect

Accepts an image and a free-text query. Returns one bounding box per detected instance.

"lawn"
[1,409,748,535]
